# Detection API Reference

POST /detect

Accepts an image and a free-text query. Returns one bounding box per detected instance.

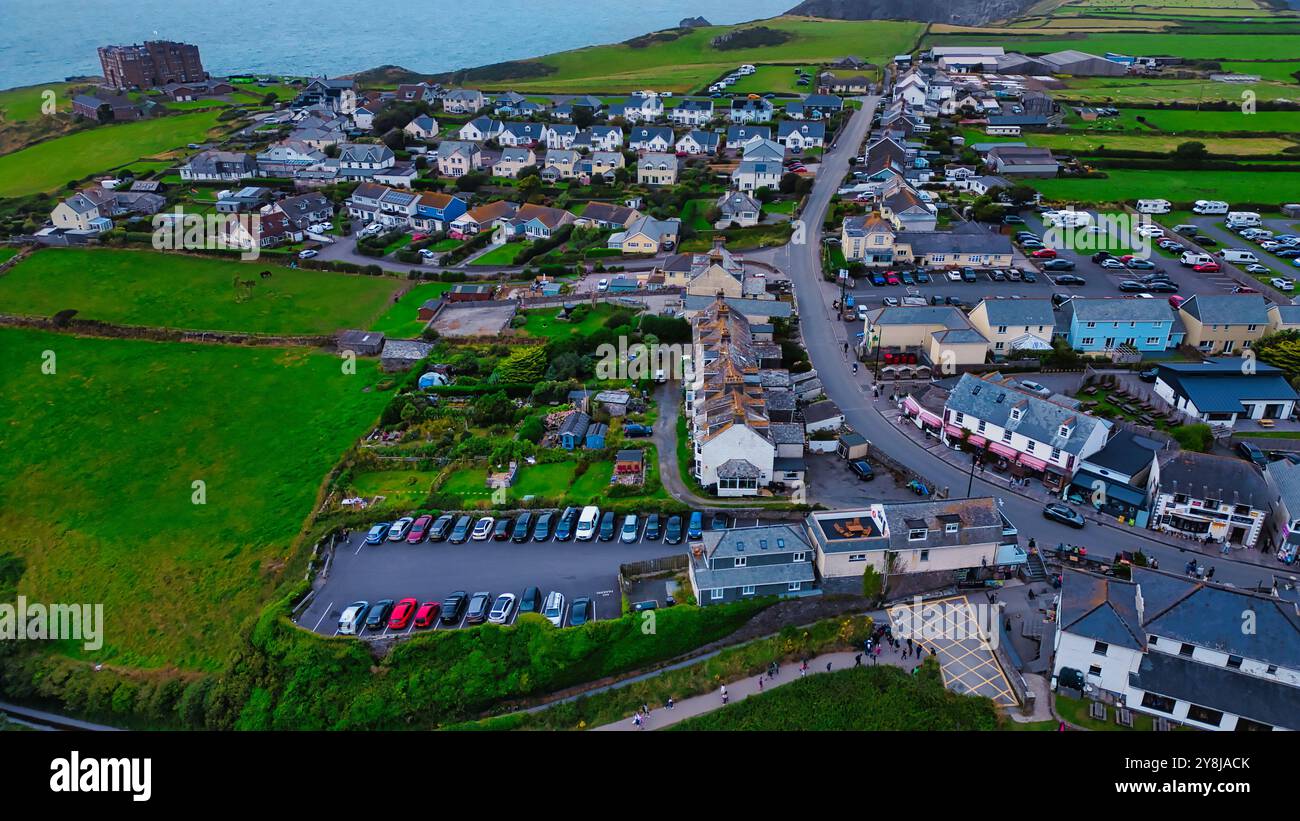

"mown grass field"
[368,282,453,338]
[518,302,620,339]
[961,128,1295,155]
[0,82,76,122]
[0,328,390,669]
[1067,108,1300,134]
[468,241,526,266]
[723,65,819,95]
[923,32,1300,60]
[0,248,401,335]
[0,109,225,197]
[481,17,922,93]
[1032,169,1300,204]
[1056,76,1300,104]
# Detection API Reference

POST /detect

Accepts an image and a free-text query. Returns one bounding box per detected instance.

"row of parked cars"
[363,508,711,547]
[337,587,593,635]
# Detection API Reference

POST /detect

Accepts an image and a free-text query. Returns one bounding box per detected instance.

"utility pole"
[966,449,978,498]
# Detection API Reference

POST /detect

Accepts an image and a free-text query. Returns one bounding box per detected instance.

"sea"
[0,0,795,90]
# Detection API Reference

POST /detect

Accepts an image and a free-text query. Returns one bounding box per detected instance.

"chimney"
[710,236,725,259]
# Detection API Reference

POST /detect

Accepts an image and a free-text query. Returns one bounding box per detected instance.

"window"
[997,325,1008,334]
[919,549,930,561]
[848,553,867,562]
[711,588,724,600]
[1186,704,1224,727]
[1179,642,1195,658]
[791,551,806,562]
[1227,655,1243,670]
[1010,408,1022,421]
[1141,692,1176,714]
[1248,324,1258,332]
[954,412,964,424]
[1081,337,1095,346]
[1026,442,1035,453]
[788,582,802,592]
[1093,641,1109,656]
[1267,664,1278,675]
[1146,337,1161,345]
[1051,447,1062,461]
[742,585,756,596]
[1088,665,1102,678]
[944,522,959,534]
[1149,635,1158,646]
[1086,321,1096,329]
[1058,425,1070,438]
[734,557,747,568]
[1002,430,1013,444]
[978,420,987,434]
[908,528,927,541]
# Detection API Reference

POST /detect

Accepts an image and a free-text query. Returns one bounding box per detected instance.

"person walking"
[641,702,650,718]
[758,675,764,692]
[855,653,862,667]
[666,696,674,710]
[826,661,832,673]
[906,637,913,653]
[800,659,808,677]
[1207,566,1216,580]
[720,685,728,705]
[632,711,642,730]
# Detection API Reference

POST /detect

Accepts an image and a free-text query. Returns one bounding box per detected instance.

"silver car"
[487,593,517,625]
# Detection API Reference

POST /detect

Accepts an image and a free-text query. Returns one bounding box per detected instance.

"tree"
[545,351,584,380]
[571,106,596,130]
[494,345,547,383]
[1171,141,1209,169]
[861,566,883,603]
[470,391,514,426]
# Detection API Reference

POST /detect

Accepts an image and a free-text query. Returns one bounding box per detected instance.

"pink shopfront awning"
[1017,453,1049,471]
[987,442,1019,460]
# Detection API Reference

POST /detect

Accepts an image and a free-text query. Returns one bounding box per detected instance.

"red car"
[885,271,901,285]
[1031,248,1057,259]
[388,598,419,630]
[406,514,433,544]
[1193,261,1221,273]
[1167,295,1185,309]
[413,601,441,628]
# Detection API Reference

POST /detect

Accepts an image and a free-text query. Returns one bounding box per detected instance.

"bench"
[1258,418,1277,428]
[1116,707,1134,728]
[1089,701,1107,722]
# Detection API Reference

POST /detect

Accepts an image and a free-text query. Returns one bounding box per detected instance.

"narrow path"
[592,647,920,731]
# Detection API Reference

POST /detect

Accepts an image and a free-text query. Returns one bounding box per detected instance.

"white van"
[1227,211,1262,228]
[1222,249,1260,264]
[1192,200,1229,215]
[1181,250,1215,267]
[575,506,600,541]
[1137,199,1172,215]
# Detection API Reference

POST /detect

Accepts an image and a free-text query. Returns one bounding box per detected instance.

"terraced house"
[689,524,818,605]
[1059,297,1185,356]
[436,141,482,177]
[1177,294,1270,354]
[943,372,1112,492]
[968,298,1055,354]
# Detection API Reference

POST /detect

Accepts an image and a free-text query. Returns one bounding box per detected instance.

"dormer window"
[944,522,959,535]
[1010,407,1022,421]
[908,528,927,541]
[1059,425,1071,438]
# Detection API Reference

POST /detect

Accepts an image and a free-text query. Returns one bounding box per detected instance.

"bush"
[1172,424,1214,453]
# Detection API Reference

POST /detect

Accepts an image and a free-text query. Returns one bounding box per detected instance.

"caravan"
[1221,249,1260,264]
[1227,211,1262,228]
[1180,250,1215,267]
[1136,199,1172,215]
[1192,200,1229,215]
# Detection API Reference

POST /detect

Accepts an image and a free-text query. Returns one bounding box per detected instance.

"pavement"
[762,96,1296,591]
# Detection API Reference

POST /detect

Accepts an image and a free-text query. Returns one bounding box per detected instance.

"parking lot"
[888,595,1018,709]
[296,512,757,639]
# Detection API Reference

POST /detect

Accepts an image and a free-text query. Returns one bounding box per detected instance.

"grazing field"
[671,664,1000,731]
[0,327,389,669]
[1217,62,1300,84]
[368,282,453,338]
[480,17,922,93]
[923,32,1300,60]
[721,65,819,95]
[0,109,225,197]
[961,128,1295,155]
[1032,169,1300,204]
[1057,77,1300,104]
[0,248,401,335]
[1068,108,1300,134]
[0,82,76,122]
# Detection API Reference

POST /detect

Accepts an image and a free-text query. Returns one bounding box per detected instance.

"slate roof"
[717,458,763,479]
[726,125,771,143]
[1271,305,1300,326]
[867,305,969,328]
[380,340,433,361]
[976,297,1055,327]
[946,372,1110,456]
[703,523,809,561]
[683,295,792,318]
[906,225,1012,256]
[803,400,843,424]
[1068,297,1177,324]
[1130,651,1299,730]
[777,121,826,139]
[1155,358,1298,413]
[558,411,591,437]
[1083,429,1160,476]
[770,423,805,445]
[1057,569,1144,650]
[1266,458,1300,518]
[1180,294,1269,326]
[807,497,1003,554]
[1156,451,1269,508]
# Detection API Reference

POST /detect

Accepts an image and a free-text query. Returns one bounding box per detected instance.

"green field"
[962,127,1295,155]
[0,109,225,197]
[519,303,621,339]
[1033,169,1300,204]
[0,247,18,264]
[1218,61,1300,84]
[0,82,76,123]
[723,65,819,95]
[369,282,453,338]
[350,470,440,504]
[1069,107,1300,134]
[468,241,527,266]
[0,248,401,335]
[0,328,389,669]
[924,31,1300,60]
[1057,76,1300,104]
[480,16,922,93]
[672,664,999,731]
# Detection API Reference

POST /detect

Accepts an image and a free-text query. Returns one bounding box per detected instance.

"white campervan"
[1181,250,1215,267]
[1227,211,1262,228]
[575,505,600,541]
[1222,249,1260,264]
[1137,199,1172,215]
[1192,200,1229,215]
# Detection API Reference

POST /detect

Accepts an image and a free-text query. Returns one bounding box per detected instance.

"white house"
[458,116,503,142]
[731,160,781,193]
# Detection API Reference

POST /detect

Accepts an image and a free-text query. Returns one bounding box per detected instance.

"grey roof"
[726,125,771,143]
[716,458,763,479]
[1129,650,1299,730]
[867,305,969,328]
[1058,569,1144,650]
[933,328,987,345]
[807,498,1003,554]
[777,121,826,139]
[1156,451,1269,508]
[906,225,1012,257]
[1068,297,1176,324]
[770,423,805,445]
[946,373,1110,456]
[1266,458,1300,518]
[704,524,809,560]
[803,400,843,424]
[691,558,816,592]
[1083,429,1160,476]
[559,411,591,437]
[976,298,1055,328]
[1133,566,1300,669]
[773,456,806,472]
[1180,294,1269,326]
[683,295,792,318]
[1155,358,1298,413]
[628,126,673,143]
[380,340,433,360]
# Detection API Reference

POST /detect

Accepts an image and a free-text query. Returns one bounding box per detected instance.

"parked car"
[1002,215,1025,224]
[665,515,684,545]
[644,513,662,541]
[471,516,494,541]
[1091,251,1114,264]
[569,597,594,627]
[1100,258,1125,270]
[1238,441,1270,468]
[429,513,455,542]
[464,591,492,624]
[365,523,391,545]
[532,510,555,541]
[554,507,577,541]
[449,515,473,544]
[623,423,651,438]
[1125,258,1157,271]
[989,269,1006,282]
[297,249,318,259]
[914,270,931,284]
[492,517,511,541]
[407,514,433,543]
[365,600,395,631]
[1018,380,1052,398]
[487,593,517,625]
[440,591,468,624]
[413,601,441,628]
[1192,261,1221,273]
[1118,280,1148,292]
[542,591,566,627]
[338,601,369,635]
[1139,367,1159,383]
[1053,273,1086,285]
[620,514,639,543]
[1146,281,1178,293]
[961,267,978,283]
[1271,278,1296,291]
[688,511,704,540]
[1043,260,1077,273]
[388,598,418,630]
[1043,503,1085,529]
[511,511,533,542]
[387,517,414,541]
[519,586,543,614]
[598,510,617,541]
[849,459,874,481]
[1020,269,1037,283]
[1030,248,1058,259]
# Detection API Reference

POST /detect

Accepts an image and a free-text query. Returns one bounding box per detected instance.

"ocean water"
[0,0,794,89]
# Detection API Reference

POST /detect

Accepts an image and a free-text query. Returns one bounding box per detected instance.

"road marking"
[310,602,334,633]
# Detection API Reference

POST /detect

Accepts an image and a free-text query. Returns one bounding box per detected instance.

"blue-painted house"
[412,191,469,232]
[1059,297,1184,355]
[585,423,608,449]
[559,411,590,450]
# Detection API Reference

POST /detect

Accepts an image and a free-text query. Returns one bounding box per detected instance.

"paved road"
[765,96,1286,590]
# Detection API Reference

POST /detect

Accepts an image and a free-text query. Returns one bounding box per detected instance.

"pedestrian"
[1207,566,1216,580]
[721,685,728,704]
[633,711,642,729]
[666,696,675,710]
[758,675,764,692]
[906,637,913,652]
[855,653,862,667]
[1151,557,1159,570]
[873,646,881,663]
[800,659,808,677]
[826,661,832,673]
[642,702,650,717]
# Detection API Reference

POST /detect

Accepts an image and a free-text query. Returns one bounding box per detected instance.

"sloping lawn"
[0,328,390,670]
[0,248,401,335]
[519,303,621,339]
[468,241,527,266]
[0,109,226,198]
[349,470,440,504]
